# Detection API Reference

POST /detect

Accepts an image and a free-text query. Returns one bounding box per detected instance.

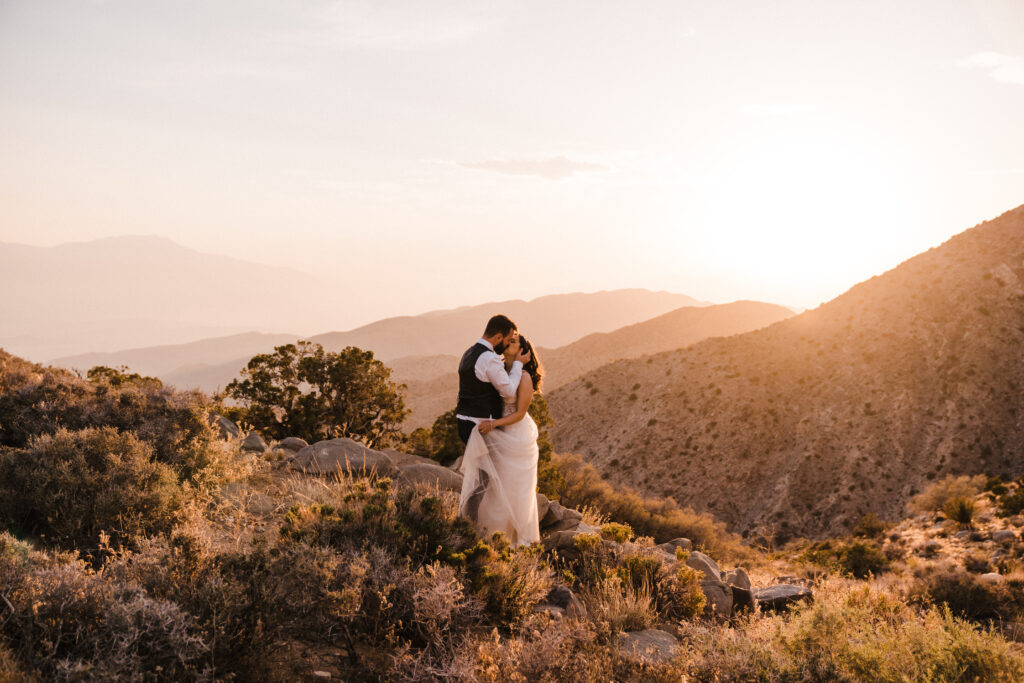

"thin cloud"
[958,52,1024,85]
[739,103,821,116]
[458,156,609,180]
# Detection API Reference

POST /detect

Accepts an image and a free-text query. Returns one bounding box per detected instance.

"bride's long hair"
[517,336,544,393]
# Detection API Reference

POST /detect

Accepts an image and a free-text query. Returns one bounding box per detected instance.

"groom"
[455,314,532,444]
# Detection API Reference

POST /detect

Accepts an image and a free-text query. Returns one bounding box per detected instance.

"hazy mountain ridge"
[52,289,707,392]
[548,205,1024,540]
[0,236,327,360]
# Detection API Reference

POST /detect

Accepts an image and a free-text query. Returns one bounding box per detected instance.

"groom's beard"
[494,341,507,354]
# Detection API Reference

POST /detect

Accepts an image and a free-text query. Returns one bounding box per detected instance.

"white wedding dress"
[458,392,541,547]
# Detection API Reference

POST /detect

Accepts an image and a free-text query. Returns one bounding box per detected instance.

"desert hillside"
[549,205,1024,540]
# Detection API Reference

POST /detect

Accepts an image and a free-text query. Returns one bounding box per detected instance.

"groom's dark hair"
[483,314,517,337]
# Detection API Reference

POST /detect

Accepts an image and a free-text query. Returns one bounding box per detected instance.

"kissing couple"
[455,314,544,547]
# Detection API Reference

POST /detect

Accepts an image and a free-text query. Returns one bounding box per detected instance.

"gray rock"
[450,455,465,472]
[954,530,972,540]
[617,629,680,665]
[536,493,551,522]
[541,501,583,529]
[277,437,309,452]
[542,524,601,561]
[544,516,588,534]
[208,413,240,439]
[659,537,693,553]
[241,431,267,453]
[381,449,440,468]
[992,529,1017,543]
[294,438,398,478]
[755,584,814,613]
[686,551,722,581]
[724,567,751,591]
[394,463,463,492]
[980,572,1005,584]
[700,578,733,619]
[546,585,587,619]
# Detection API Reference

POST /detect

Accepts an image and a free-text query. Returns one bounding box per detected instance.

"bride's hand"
[479,419,495,435]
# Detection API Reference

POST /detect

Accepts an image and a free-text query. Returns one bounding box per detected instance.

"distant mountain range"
[50,288,714,395]
[548,204,1024,540]
[0,236,330,360]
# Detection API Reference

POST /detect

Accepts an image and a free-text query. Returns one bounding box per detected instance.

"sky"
[1,0,1023,327]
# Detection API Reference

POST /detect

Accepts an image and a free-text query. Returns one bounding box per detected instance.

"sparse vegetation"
[907,474,987,515]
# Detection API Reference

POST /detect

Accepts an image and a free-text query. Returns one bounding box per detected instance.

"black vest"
[456,343,503,419]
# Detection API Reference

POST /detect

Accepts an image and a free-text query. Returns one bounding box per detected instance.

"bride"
[458,335,543,547]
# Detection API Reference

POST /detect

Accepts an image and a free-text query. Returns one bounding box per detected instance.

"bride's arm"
[481,374,534,432]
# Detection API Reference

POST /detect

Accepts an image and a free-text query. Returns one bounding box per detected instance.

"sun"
[694,122,915,304]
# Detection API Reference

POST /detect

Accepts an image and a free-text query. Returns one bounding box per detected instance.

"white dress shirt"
[456,338,523,424]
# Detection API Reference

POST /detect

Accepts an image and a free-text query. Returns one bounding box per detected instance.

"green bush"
[0,428,184,554]
[225,341,407,447]
[853,513,887,538]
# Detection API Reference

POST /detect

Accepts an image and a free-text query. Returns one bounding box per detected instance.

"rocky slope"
[548,205,1024,540]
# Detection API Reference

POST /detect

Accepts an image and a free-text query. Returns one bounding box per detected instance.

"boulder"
[617,629,680,665]
[992,529,1017,543]
[686,551,722,581]
[700,578,733,619]
[543,524,601,560]
[658,537,693,553]
[536,493,551,522]
[241,431,267,453]
[381,449,441,468]
[394,463,463,492]
[731,585,755,615]
[954,530,972,540]
[545,585,587,619]
[724,567,751,591]
[541,501,583,529]
[277,437,309,452]
[294,438,398,478]
[450,455,465,472]
[980,572,1005,584]
[208,413,240,439]
[755,585,814,613]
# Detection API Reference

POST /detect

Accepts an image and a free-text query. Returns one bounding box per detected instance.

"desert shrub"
[0,533,208,681]
[225,341,407,447]
[600,522,633,543]
[799,539,889,578]
[964,551,993,574]
[985,475,1009,496]
[685,583,1024,682]
[943,496,976,527]
[0,352,222,484]
[907,565,1024,623]
[907,474,986,515]
[997,485,1024,517]
[853,512,887,538]
[0,428,184,554]
[548,452,745,558]
[582,574,658,635]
